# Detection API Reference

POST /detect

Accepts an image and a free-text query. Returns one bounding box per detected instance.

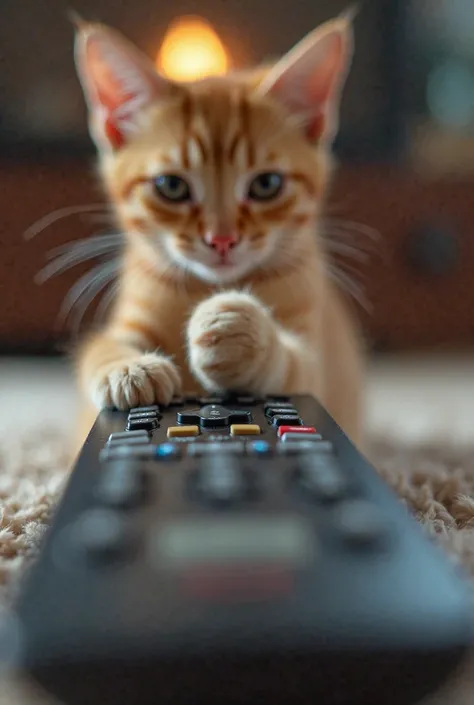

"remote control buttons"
[155,443,182,459]
[272,414,303,428]
[190,455,250,506]
[103,432,152,460]
[230,424,261,436]
[129,405,160,414]
[127,417,159,432]
[334,500,389,549]
[107,436,152,448]
[296,452,347,502]
[167,425,200,438]
[187,441,245,457]
[108,431,150,444]
[100,444,157,462]
[278,426,317,439]
[177,405,252,429]
[278,440,328,455]
[127,407,161,432]
[57,509,135,565]
[247,440,272,456]
[128,410,160,420]
[96,459,147,509]
[265,407,298,419]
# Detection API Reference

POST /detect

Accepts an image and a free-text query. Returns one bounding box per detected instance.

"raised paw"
[187,291,278,393]
[90,353,181,410]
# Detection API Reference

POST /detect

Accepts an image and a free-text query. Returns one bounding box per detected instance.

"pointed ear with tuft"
[74,22,180,153]
[257,14,354,145]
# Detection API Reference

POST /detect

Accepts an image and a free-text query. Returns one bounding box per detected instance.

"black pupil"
[259,174,279,191]
[165,176,182,193]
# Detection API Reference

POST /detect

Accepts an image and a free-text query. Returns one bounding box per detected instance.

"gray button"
[298,454,347,501]
[127,417,159,432]
[96,460,146,509]
[187,441,245,456]
[100,444,157,462]
[194,455,246,504]
[127,410,161,420]
[278,440,327,455]
[265,407,298,418]
[108,430,149,442]
[107,436,152,447]
[66,509,134,562]
[272,415,302,427]
[264,401,293,412]
[280,433,325,444]
[335,500,388,548]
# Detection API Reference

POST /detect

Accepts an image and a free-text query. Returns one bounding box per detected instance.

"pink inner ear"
[86,41,133,149]
[95,77,134,150]
[80,33,154,150]
[307,33,344,107]
[305,35,344,141]
[306,114,325,142]
[103,114,126,150]
[260,23,350,143]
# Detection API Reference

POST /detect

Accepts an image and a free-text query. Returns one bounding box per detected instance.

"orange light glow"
[157,16,229,82]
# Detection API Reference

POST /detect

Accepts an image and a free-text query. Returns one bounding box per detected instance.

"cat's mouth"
[165,234,271,283]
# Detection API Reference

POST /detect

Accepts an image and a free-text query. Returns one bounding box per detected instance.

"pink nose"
[204,233,238,257]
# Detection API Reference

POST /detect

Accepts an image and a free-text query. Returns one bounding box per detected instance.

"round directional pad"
[177,404,252,429]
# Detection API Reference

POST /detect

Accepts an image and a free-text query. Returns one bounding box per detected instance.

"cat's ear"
[74,21,178,152]
[257,14,354,144]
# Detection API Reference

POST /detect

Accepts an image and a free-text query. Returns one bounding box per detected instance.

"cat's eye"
[247,172,284,201]
[154,174,192,203]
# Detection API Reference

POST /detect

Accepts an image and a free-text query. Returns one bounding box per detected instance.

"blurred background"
[1,0,474,443]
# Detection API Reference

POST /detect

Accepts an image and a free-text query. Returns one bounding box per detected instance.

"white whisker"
[57,259,121,330]
[24,203,111,240]
[323,217,381,241]
[327,264,372,314]
[36,234,124,283]
[68,260,122,337]
[323,239,370,263]
[93,278,121,326]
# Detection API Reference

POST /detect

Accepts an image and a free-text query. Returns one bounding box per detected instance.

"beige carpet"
[1,430,474,704]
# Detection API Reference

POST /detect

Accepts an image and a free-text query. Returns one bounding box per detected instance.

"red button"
[181,563,294,602]
[277,426,317,438]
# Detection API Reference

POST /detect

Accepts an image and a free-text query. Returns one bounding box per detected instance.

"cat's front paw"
[90,353,181,410]
[187,292,278,393]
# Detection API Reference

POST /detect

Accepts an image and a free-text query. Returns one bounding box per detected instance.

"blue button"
[156,443,179,459]
[248,440,271,455]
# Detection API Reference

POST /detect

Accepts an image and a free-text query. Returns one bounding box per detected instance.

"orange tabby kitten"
[73,13,365,450]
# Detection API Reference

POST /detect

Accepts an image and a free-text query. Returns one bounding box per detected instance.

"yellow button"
[167,425,200,438]
[230,424,261,436]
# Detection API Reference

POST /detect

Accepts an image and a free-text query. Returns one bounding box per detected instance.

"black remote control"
[2,394,472,705]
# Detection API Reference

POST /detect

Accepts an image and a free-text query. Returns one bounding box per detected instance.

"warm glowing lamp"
[157,16,229,82]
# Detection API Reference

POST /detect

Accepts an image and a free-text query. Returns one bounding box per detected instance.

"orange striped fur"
[72,13,365,455]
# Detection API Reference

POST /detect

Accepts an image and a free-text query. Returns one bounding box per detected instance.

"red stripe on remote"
[277,426,317,438]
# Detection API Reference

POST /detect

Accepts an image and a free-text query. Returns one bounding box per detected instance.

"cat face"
[75,16,353,284]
